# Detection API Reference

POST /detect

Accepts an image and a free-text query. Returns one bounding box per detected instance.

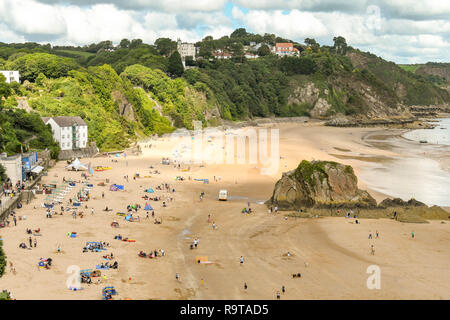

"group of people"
[83,242,109,253]
[138,248,165,259]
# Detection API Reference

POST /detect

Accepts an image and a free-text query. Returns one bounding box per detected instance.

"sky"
[0,0,449,64]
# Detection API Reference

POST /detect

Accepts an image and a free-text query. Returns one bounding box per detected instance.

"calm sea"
[403,118,450,146]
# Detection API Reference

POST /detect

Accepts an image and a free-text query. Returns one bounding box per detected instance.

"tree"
[0,163,6,183]
[185,56,195,67]
[304,38,320,53]
[168,51,184,77]
[230,42,244,62]
[304,38,317,46]
[36,73,47,86]
[230,28,247,38]
[130,39,143,49]
[0,74,11,110]
[155,38,176,56]
[119,39,130,49]
[257,44,271,56]
[5,53,78,82]
[333,36,348,55]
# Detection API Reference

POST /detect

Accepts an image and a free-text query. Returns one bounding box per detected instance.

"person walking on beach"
[240,256,244,265]
[176,273,180,282]
[102,192,104,199]
[276,291,281,300]
[411,231,415,239]
[13,215,17,226]
[370,245,375,255]
[29,237,32,248]
[212,222,216,230]
[376,231,379,239]
[207,214,211,223]
[91,208,94,215]
[244,282,247,290]
[368,231,372,239]
[34,238,37,248]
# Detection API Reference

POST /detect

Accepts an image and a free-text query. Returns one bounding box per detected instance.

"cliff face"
[267,160,377,209]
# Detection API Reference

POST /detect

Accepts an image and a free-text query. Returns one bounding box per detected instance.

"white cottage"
[0,70,20,83]
[42,116,88,151]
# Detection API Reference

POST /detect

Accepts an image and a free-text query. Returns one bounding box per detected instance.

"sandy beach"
[1,121,449,300]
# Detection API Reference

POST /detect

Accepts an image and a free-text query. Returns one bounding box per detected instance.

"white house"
[42,116,88,151]
[272,43,300,57]
[0,70,20,83]
[0,153,22,184]
[177,39,196,63]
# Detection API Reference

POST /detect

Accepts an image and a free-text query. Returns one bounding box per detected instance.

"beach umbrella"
[144,203,153,211]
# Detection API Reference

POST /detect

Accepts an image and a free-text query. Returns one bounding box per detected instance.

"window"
[62,143,65,147]
[62,135,65,139]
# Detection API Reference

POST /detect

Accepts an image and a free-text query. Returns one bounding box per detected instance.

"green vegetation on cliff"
[0,240,6,277]
[0,75,59,157]
[1,30,449,151]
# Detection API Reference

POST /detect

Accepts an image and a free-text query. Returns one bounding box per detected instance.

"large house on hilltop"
[0,70,20,83]
[177,39,196,66]
[42,116,88,151]
[273,43,300,57]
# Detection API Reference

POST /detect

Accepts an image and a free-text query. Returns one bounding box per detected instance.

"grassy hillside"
[400,62,450,87]
[1,32,449,152]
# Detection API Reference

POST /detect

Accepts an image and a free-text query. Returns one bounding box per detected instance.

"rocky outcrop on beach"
[267,160,377,210]
[378,198,427,208]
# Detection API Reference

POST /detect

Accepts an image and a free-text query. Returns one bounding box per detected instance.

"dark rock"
[267,160,377,210]
[378,198,427,208]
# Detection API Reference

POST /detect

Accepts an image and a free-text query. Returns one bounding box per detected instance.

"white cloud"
[0,0,449,63]
[0,0,67,36]
[232,7,328,39]
[34,0,228,12]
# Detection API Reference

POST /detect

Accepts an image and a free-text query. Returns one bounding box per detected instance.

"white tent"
[65,158,88,171]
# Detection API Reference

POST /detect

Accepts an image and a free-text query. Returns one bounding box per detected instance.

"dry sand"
[1,122,449,300]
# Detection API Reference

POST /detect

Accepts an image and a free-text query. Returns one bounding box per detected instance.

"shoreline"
[1,121,449,300]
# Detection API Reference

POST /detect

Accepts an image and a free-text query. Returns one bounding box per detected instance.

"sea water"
[359,118,450,207]
[403,118,450,146]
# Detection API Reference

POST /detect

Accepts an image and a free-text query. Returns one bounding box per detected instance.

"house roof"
[43,116,87,127]
[276,43,294,48]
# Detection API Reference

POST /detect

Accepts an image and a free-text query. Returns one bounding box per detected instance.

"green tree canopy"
[168,51,184,77]
[333,36,348,55]
[5,53,78,82]
[155,38,177,56]
[257,44,271,56]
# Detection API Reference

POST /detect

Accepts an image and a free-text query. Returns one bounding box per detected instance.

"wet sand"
[0,122,449,300]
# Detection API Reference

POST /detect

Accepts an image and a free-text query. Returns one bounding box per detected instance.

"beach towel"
[114,185,124,190]
[110,185,118,191]
[96,265,110,270]
[73,202,81,207]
